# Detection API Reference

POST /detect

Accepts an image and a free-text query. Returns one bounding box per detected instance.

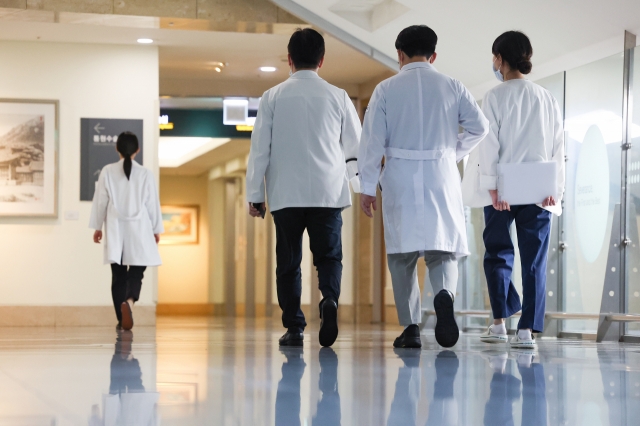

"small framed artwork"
[0,99,58,217]
[160,205,199,245]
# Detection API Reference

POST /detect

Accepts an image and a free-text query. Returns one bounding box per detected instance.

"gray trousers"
[387,251,458,326]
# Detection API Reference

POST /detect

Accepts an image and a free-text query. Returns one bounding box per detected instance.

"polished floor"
[0,318,638,425]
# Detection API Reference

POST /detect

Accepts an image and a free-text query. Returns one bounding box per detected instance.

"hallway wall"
[0,40,159,325]
[158,174,210,312]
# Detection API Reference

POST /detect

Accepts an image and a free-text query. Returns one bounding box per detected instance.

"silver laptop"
[497,161,557,206]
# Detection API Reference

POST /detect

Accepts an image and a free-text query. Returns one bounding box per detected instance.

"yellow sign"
[236,125,254,132]
[159,123,174,130]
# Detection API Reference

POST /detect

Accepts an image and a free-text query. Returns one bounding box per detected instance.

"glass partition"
[563,52,624,332]
[627,45,640,334]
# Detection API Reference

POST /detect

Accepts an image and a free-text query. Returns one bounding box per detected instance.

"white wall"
[0,41,159,307]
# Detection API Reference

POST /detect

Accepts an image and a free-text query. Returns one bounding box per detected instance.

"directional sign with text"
[80,118,144,201]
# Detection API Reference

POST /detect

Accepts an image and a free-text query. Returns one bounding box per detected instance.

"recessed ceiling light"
[260,66,277,72]
[137,38,153,44]
[214,67,222,73]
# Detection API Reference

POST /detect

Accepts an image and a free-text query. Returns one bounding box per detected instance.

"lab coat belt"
[385,147,455,160]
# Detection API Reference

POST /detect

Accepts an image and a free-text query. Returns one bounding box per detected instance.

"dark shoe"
[120,302,134,331]
[279,330,304,347]
[319,299,339,347]
[393,324,422,348]
[434,290,459,348]
[116,322,123,331]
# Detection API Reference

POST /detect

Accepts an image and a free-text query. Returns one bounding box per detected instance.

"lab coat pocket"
[461,148,491,208]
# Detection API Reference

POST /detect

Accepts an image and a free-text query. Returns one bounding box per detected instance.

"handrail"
[545,312,600,320]
[604,314,640,322]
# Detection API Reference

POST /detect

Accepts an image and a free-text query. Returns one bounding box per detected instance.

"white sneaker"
[509,334,536,349]
[480,325,508,344]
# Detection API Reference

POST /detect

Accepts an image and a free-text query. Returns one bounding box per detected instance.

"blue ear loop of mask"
[493,61,504,82]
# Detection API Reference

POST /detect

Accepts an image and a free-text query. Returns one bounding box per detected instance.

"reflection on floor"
[0,317,638,425]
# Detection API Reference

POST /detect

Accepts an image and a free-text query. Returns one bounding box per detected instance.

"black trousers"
[110,263,146,323]
[272,207,343,332]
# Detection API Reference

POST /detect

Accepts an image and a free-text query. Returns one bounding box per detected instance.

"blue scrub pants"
[483,205,552,333]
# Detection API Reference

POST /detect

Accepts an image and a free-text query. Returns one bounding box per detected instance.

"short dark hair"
[492,31,533,74]
[288,28,325,69]
[395,25,437,58]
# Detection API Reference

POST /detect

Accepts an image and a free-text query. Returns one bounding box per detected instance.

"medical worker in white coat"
[462,31,564,349]
[359,25,489,348]
[90,132,163,331]
[246,28,361,348]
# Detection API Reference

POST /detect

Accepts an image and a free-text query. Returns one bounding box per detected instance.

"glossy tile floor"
[0,318,639,425]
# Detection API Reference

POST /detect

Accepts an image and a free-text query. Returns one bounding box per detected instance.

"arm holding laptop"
[478,92,510,211]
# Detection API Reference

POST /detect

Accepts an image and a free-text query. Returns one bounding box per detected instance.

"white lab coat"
[360,62,489,255]
[461,79,565,215]
[89,160,163,266]
[246,70,361,211]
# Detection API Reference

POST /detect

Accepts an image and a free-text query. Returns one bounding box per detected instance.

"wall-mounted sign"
[159,109,252,138]
[80,118,143,201]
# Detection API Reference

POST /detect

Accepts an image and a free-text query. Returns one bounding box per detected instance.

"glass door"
[626,45,640,334]
[563,52,624,333]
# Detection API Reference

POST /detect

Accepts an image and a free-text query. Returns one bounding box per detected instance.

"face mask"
[493,62,504,82]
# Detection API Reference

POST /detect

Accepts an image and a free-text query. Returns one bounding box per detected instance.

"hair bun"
[517,59,532,74]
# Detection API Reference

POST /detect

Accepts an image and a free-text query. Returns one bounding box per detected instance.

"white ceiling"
[274,0,640,98]
[0,11,390,96]
[158,30,390,89]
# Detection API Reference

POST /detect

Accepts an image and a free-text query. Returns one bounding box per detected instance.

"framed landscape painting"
[0,99,58,217]
[160,205,199,245]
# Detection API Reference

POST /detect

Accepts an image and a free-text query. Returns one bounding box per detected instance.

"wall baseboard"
[157,303,220,316]
[0,306,156,327]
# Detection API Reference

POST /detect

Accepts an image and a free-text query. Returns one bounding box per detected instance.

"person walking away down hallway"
[462,31,565,349]
[89,132,163,331]
[246,28,361,348]
[359,25,489,349]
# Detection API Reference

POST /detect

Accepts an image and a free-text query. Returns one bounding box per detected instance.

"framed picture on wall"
[0,99,58,217]
[160,205,199,245]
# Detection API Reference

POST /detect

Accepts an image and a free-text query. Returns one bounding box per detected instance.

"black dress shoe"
[434,290,459,348]
[393,324,422,348]
[319,299,339,347]
[279,330,304,347]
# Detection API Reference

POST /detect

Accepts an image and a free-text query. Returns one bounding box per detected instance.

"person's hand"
[360,194,377,218]
[154,234,160,244]
[249,202,265,218]
[93,230,102,244]
[489,189,510,211]
[542,196,556,207]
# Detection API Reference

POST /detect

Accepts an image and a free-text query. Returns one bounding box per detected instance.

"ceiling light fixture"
[260,66,277,72]
[214,67,222,73]
[137,38,153,44]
